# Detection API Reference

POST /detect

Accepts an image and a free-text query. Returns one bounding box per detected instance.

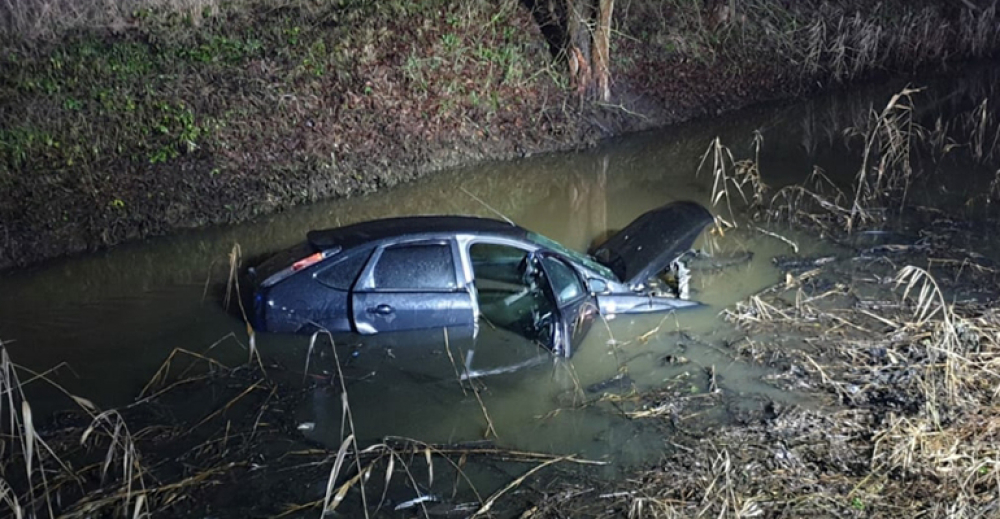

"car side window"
[372,242,457,290]
[314,248,372,290]
[469,243,530,284]
[541,256,585,305]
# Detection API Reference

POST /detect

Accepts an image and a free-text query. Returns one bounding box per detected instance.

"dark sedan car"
[248,201,713,358]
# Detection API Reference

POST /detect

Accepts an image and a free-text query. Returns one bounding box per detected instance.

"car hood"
[589,201,713,288]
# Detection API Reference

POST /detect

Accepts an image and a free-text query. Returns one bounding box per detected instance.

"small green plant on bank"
[441,32,460,52]
[149,102,204,163]
[0,128,58,169]
[182,34,263,64]
[284,25,302,46]
[297,39,328,78]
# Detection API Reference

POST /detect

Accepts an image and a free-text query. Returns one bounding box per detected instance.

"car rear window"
[373,243,457,290]
[315,248,372,290]
[255,242,316,283]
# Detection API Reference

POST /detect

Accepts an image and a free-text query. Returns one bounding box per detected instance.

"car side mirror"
[588,278,609,294]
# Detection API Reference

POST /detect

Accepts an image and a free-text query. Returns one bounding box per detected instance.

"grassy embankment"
[1,0,999,269]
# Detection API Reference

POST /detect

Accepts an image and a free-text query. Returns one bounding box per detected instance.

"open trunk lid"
[589,201,713,288]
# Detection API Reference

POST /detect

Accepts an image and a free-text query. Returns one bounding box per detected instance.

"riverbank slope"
[1,0,998,269]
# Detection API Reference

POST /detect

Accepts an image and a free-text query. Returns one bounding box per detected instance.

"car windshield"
[254,241,316,283]
[526,231,617,280]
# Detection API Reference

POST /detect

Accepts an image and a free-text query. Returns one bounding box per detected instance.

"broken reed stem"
[185,380,264,433]
[443,327,468,396]
[139,340,237,399]
[314,330,370,518]
[460,357,499,440]
[593,309,630,375]
[470,456,568,519]
[849,87,923,230]
[750,225,799,253]
[224,243,265,371]
[377,438,608,465]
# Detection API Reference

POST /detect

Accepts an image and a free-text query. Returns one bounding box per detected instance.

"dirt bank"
[1,0,999,270]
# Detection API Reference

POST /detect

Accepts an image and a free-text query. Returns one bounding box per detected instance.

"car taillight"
[292,252,324,271]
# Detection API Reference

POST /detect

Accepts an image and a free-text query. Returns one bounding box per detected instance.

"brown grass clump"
[526,268,1000,517]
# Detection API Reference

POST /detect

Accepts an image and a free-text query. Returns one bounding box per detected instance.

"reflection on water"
[1,62,999,467]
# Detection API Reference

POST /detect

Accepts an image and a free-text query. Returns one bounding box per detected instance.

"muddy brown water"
[1,63,999,491]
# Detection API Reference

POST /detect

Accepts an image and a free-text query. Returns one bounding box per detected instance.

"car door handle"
[367,304,394,315]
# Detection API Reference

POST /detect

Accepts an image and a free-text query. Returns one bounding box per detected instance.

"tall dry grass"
[697,132,767,229]
[0,0,219,40]
[0,340,149,518]
[781,1,1000,83]
[657,135,1000,513]
[704,87,1000,517]
[647,0,1000,88]
[764,82,1000,236]
[845,87,923,229]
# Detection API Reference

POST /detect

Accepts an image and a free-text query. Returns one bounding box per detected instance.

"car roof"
[306,215,529,251]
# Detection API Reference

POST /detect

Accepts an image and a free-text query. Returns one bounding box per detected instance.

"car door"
[463,240,553,377]
[351,240,475,334]
[536,253,598,357]
[305,246,375,332]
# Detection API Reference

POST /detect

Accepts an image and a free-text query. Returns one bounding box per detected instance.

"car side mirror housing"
[588,278,609,294]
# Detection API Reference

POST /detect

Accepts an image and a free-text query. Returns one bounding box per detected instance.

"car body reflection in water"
[249,201,714,378]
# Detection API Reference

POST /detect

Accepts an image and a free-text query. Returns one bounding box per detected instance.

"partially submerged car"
[248,201,713,357]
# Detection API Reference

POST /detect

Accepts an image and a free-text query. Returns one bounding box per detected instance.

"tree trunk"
[564,0,613,101]
[593,0,613,101]
[522,0,615,101]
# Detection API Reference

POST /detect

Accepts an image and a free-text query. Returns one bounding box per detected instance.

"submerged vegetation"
[2,0,1000,269]
[0,330,612,517]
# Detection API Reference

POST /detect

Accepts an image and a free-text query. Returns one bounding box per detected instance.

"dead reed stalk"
[847,87,924,229]
[698,133,767,229]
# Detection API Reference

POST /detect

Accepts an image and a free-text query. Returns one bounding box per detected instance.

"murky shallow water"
[2,64,999,484]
